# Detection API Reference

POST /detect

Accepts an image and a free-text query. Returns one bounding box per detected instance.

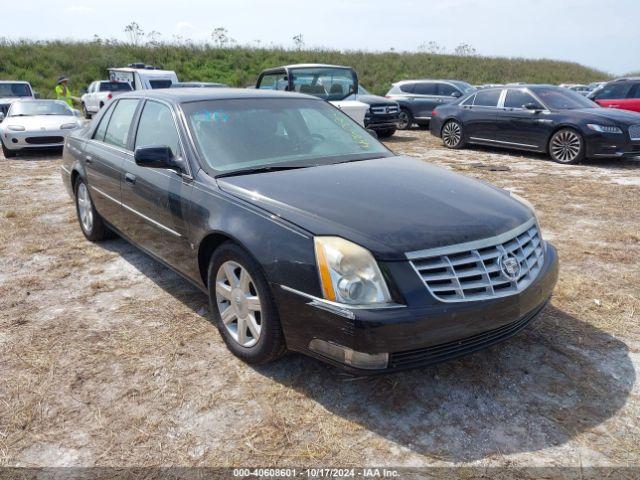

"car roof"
[108,67,176,76]
[116,87,322,103]
[0,80,30,84]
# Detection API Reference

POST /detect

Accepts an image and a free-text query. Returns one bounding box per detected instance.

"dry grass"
[0,136,638,469]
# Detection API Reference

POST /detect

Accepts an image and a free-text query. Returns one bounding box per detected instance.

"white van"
[108,65,179,90]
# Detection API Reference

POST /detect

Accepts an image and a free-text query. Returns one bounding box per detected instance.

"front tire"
[207,242,287,365]
[81,103,92,119]
[549,128,584,164]
[74,179,111,241]
[441,120,466,149]
[2,141,17,158]
[397,109,413,130]
[377,128,396,138]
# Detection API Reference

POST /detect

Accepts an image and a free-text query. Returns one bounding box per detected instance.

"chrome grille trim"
[406,218,545,303]
[629,125,640,141]
[371,105,399,115]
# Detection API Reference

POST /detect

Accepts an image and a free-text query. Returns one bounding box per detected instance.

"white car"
[0,81,36,118]
[108,65,179,90]
[0,100,83,158]
[80,80,132,119]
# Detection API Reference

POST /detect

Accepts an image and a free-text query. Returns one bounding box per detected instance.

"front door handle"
[84,155,93,164]
[124,173,136,185]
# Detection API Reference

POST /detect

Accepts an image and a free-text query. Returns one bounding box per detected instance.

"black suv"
[386,80,476,129]
[350,85,400,138]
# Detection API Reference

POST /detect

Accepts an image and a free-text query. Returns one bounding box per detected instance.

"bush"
[0,40,611,98]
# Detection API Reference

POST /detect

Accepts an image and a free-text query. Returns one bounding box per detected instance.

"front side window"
[630,84,640,99]
[504,90,540,109]
[413,83,437,95]
[0,83,32,98]
[103,99,139,149]
[183,98,391,173]
[134,101,181,158]
[593,82,634,100]
[474,89,501,107]
[437,83,459,96]
[289,67,356,101]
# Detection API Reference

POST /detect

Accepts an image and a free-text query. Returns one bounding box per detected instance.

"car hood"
[572,107,640,125]
[0,97,27,105]
[353,94,398,107]
[0,115,77,130]
[217,156,532,260]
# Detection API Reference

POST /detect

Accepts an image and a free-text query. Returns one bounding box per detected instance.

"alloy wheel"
[551,130,582,163]
[442,121,462,147]
[215,261,262,348]
[77,183,94,233]
[398,110,411,130]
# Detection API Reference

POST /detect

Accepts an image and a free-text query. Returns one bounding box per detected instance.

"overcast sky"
[4,0,638,75]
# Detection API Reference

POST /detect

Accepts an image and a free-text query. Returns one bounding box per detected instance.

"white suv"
[80,81,132,119]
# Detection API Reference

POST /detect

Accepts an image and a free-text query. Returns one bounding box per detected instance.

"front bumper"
[274,242,559,373]
[585,131,640,158]
[364,114,400,131]
[1,128,75,150]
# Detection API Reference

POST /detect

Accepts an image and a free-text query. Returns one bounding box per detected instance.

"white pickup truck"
[80,80,132,119]
[0,81,36,119]
[108,65,179,91]
[255,64,370,126]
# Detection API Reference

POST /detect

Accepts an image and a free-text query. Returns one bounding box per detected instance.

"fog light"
[309,339,388,370]
[11,138,18,144]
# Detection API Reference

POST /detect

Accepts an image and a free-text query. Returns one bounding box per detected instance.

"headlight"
[314,236,392,305]
[510,191,536,214]
[60,123,79,129]
[7,125,25,131]
[587,124,622,134]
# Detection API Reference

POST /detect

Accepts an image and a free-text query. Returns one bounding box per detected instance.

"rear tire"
[397,109,413,130]
[441,120,466,149]
[2,142,17,158]
[548,128,585,164]
[81,103,92,119]
[74,178,112,241]
[207,242,287,365]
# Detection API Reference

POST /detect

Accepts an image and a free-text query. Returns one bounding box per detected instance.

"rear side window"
[399,83,415,93]
[258,73,287,90]
[103,99,139,149]
[134,101,182,158]
[474,89,501,107]
[460,94,476,106]
[148,79,173,89]
[413,83,437,95]
[594,82,634,100]
[92,103,115,141]
[630,83,640,99]
[504,90,539,109]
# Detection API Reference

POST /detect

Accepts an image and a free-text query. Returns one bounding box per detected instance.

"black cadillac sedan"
[61,88,558,373]
[430,85,640,164]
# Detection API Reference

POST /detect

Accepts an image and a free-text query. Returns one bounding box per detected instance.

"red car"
[588,78,640,113]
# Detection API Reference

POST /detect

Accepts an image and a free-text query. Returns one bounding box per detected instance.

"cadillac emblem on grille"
[499,253,521,280]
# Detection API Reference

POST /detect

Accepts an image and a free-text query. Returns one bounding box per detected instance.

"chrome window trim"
[280,285,406,313]
[90,185,182,237]
[406,218,537,260]
[473,88,504,108]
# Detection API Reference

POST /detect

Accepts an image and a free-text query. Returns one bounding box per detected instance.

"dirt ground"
[0,131,638,470]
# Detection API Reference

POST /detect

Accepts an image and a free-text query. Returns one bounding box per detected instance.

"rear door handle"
[124,173,136,185]
[84,155,92,164]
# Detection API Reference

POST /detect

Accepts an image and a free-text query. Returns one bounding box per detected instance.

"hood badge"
[499,253,521,281]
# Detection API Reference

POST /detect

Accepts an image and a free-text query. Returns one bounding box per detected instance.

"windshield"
[0,83,32,98]
[9,100,72,117]
[289,67,356,101]
[531,87,598,110]
[183,98,391,173]
[100,82,132,92]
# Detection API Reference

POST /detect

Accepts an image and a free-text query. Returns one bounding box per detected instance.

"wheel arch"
[545,123,584,153]
[197,231,250,287]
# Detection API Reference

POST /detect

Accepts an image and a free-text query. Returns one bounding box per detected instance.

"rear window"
[474,89,501,107]
[148,79,174,89]
[100,82,132,92]
[0,83,32,98]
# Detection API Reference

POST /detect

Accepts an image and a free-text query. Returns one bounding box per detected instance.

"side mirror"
[451,91,462,98]
[0,112,5,123]
[523,103,542,111]
[34,91,41,99]
[134,145,182,171]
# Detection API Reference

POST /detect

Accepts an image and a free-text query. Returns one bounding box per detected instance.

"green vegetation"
[0,40,611,98]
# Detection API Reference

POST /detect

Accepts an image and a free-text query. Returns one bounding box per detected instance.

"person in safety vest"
[55,76,77,107]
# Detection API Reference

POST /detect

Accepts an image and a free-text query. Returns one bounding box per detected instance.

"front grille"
[25,136,64,145]
[407,218,544,302]
[629,125,640,141]
[388,304,542,369]
[370,105,399,115]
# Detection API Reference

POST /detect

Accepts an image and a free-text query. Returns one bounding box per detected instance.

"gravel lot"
[0,131,638,469]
